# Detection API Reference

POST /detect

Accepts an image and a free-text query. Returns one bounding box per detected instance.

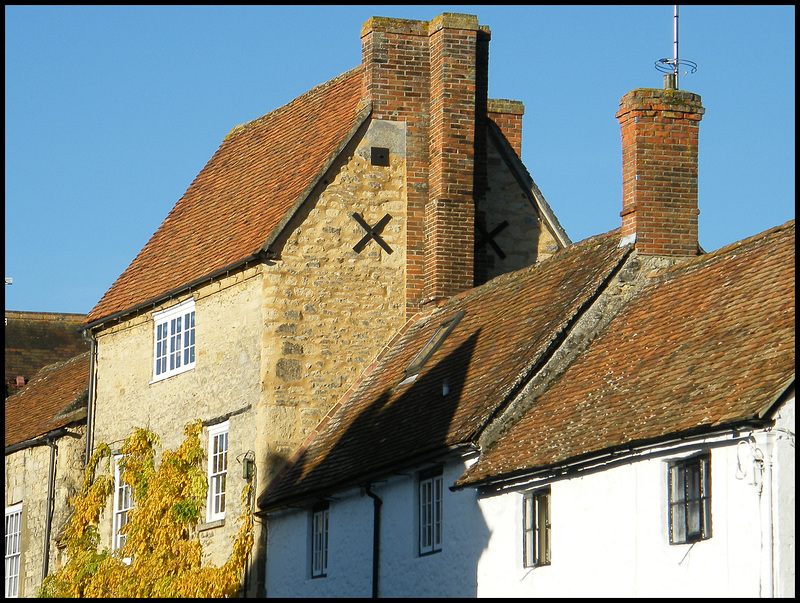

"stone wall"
[476,132,560,284]
[4,425,85,597]
[91,268,262,576]
[259,118,408,476]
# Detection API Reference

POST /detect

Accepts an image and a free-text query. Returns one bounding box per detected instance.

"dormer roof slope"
[260,230,630,510]
[458,220,795,488]
[86,67,365,325]
[5,352,90,450]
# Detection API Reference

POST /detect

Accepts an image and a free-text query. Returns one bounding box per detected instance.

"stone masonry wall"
[4,425,85,597]
[91,267,262,574]
[476,132,560,283]
[259,118,407,477]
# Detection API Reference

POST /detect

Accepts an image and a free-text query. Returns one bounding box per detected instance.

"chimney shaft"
[361,14,490,311]
[616,88,705,256]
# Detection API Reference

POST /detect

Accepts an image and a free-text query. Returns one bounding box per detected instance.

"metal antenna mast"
[655,5,697,89]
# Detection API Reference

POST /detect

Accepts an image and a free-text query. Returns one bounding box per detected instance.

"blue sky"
[5,5,795,314]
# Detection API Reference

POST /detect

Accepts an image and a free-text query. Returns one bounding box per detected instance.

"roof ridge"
[652,218,795,280]
[225,65,364,141]
[438,228,622,311]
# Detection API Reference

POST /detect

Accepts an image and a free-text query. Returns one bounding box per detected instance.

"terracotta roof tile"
[458,220,795,486]
[5,352,90,449]
[260,230,630,509]
[86,67,365,324]
[5,311,89,389]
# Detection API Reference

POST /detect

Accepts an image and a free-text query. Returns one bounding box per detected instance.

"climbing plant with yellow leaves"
[38,420,253,598]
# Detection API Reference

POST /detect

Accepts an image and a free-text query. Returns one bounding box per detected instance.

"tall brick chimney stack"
[615,85,705,256]
[361,14,490,311]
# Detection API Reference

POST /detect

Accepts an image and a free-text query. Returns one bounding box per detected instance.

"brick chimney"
[616,86,705,256]
[361,13,490,311]
[488,99,524,158]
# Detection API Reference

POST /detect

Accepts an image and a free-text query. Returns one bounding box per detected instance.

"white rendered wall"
[265,458,488,598]
[265,420,794,598]
[476,441,774,597]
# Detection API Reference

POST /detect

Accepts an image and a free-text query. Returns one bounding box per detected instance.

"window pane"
[670,505,686,544]
[208,425,228,521]
[5,507,22,598]
[312,509,328,577]
[434,476,443,547]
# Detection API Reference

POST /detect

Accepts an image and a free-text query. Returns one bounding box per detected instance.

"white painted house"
[259,73,795,597]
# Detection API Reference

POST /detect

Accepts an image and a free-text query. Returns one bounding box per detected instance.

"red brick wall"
[361,14,490,312]
[488,99,524,158]
[616,88,704,256]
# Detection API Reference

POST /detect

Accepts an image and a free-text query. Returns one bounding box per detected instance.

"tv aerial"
[654,5,697,89]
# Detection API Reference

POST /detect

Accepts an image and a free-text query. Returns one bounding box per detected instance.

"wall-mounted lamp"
[242,457,254,481]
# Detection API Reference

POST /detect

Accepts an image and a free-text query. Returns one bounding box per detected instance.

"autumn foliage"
[38,421,253,598]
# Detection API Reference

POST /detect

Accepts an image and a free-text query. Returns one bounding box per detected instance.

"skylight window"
[402,311,465,383]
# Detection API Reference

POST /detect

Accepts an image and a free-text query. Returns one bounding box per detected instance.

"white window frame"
[418,471,443,555]
[523,487,551,568]
[311,504,329,578]
[5,503,22,598]
[668,453,712,544]
[152,298,196,382]
[112,455,134,553]
[206,421,229,523]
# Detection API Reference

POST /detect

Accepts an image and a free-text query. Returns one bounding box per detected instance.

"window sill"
[198,519,225,532]
[149,364,195,385]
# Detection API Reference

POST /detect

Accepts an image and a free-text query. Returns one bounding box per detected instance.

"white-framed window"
[5,503,22,598]
[113,455,134,552]
[669,453,711,544]
[311,503,329,578]
[152,298,196,382]
[206,421,229,522]
[418,470,443,555]
[523,487,551,568]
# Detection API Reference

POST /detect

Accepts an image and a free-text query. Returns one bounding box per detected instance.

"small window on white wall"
[311,502,329,578]
[207,421,229,522]
[153,298,196,382]
[419,470,443,555]
[523,487,551,568]
[669,453,711,544]
[5,503,22,598]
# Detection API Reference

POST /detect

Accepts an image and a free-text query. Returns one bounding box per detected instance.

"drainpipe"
[42,438,57,583]
[364,483,382,598]
[81,329,96,468]
[759,432,776,598]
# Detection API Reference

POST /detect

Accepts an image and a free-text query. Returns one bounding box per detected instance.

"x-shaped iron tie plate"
[352,212,393,254]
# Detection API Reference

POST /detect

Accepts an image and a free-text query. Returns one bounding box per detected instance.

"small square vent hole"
[371,147,390,167]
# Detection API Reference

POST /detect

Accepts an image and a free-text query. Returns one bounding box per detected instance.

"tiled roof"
[86,67,365,325]
[458,220,796,487]
[5,352,90,450]
[260,230,630,509]
[5,311,89,387]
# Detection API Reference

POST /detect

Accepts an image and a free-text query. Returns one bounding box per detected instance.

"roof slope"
[86,67,365,325]
[5,311,89,385]
[458,220,796,487]
[260,230,630,509]
[5,352,90,450]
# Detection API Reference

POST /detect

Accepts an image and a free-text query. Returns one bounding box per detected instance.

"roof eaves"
[457,418,773,493]
[756,376,796,420]
[83,253,266,331]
